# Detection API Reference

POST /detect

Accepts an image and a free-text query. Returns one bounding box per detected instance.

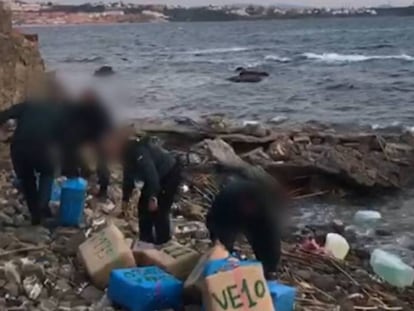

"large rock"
[0,3,44,108]
[0,2,12,34]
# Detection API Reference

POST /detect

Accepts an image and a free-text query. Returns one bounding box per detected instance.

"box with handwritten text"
[78,224,136,289]
[202,259,274,311]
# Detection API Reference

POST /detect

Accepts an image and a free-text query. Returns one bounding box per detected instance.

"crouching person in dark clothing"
[206,172,284,279]
[122,136,182,245]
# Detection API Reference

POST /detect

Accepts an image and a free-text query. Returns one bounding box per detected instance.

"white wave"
[371,121,401,130]
[184,47,251,55]
[264,55,291,63]
[269,115,288,124]
[303,52,414,63]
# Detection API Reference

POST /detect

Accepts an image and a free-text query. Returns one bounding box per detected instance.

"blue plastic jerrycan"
[267,281,296,311]
[58,178,87,226]
[108,266,183,311]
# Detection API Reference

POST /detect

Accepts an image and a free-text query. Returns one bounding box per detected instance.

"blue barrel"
[58,178,87,226]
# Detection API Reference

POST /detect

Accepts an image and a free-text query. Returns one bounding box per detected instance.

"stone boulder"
[0,3,45,108]
[0,2,12,34]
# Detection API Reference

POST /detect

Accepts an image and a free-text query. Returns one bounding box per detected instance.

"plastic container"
[353,210,382,226]
[267,281,296,311]
[58,178,87,226]
[324,233,350,260]
[370,249,414,288]
[108,266,183,311]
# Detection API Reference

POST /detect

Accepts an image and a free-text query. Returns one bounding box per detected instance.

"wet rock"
[23,276,42,300]
[3,205,16,216]
[80,285,104,303]
[15,227,50,245]
[0,211,14,225]
[332,219,345,235]
[375,228,393,237]
[227,75,263,83]
[13,214,27,226]
[4,281,20,296]
[39,299,58,311]
[54,279,71,294]
[5,262,21,284]
[58,264,73,280]
[22,262,45,281]
[94,66,115,77]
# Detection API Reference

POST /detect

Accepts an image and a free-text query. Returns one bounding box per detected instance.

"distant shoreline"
[11,4,414,26]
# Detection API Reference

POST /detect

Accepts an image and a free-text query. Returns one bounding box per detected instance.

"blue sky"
[54,0,414,7]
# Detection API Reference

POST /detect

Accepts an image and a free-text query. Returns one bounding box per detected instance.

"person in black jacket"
[60,90,111,198]
[121,136,182,245]
[0,94,112,225]
[206,168,285,279]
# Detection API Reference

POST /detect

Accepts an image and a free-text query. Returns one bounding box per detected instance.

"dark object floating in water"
[235,67,270,77]
[94,66,115,77]
[228,67,270,83]
[227,75,263,83]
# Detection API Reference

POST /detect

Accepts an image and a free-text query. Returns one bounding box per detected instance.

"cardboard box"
[131,240,155,264]
[138,241,200,280]
[202,262,274,311]
[184,244,230,303]
[78,224,136,289]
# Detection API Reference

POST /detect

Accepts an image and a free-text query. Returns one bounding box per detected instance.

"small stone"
[332,219,345,234]
[4,281,20,296]
[13,214,27,226]
[16,227,51,245]
[22,262,45,281]
[23,276,42,300]
[375,229,393,237]
[3,206,16,216]
[39,299,58,311]
[58,264,73,280]
[5,262,21,284]
[0,211,14,225]
[55,279,71,293]
[80,285,104,303]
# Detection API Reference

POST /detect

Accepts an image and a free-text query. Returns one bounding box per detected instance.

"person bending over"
[206,168,285,279]
[122,136,182,245]
[0,93,112,225]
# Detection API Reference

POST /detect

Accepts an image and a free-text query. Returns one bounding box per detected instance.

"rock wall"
[0,2,44,108]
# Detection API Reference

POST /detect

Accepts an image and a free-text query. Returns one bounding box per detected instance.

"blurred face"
[101,126,135,160]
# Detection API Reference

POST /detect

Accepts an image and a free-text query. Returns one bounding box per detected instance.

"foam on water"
[184,46,252,55]
[303,52,414,63]
[264,54,291,63]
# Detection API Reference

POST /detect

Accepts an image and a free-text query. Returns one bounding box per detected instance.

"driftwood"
[135,119,414,193]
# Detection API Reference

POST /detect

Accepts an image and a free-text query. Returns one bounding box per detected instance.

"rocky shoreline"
[0,116,413,310]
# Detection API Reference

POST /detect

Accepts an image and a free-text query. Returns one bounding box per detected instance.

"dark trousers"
[138,163,182,245]
[96,156,109,197]
[206,185,281,276]
[11,143,55,225]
